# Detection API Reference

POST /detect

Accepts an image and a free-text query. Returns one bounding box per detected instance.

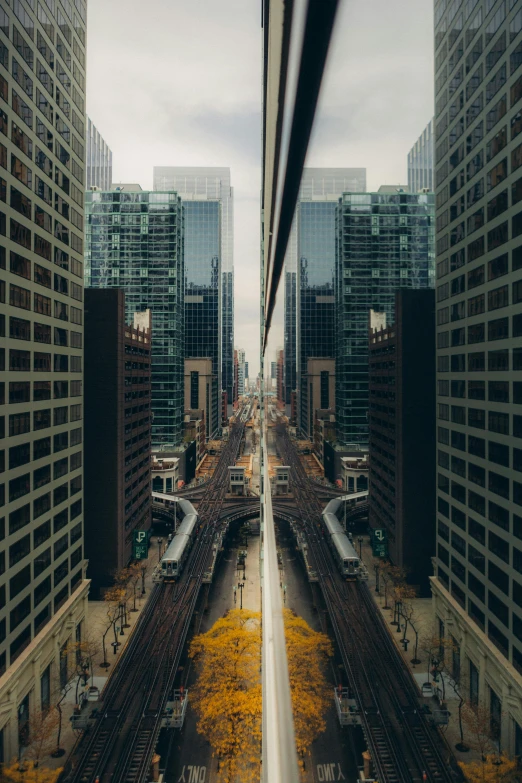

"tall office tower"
[336,186,435,447]
[407,119,434,193]
[0,0,88,755]
[236,348,246,396]
[85,186,185,448]
[233,349,239,404]
[153,167,234,417]
[282,168,367,422]
[368,290,436,595]
[84,291,152,598]
[276,349,285,405]
[86,118,112,191]
[433,0,522,752]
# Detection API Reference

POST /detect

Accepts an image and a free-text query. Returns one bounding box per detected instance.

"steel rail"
[276,427,457,783]
[67,409,249,783]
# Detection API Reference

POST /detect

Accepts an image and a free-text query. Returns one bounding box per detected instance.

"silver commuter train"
[160,500,199,581]
[322,499,360,579]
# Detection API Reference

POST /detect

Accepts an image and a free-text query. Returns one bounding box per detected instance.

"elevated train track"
[66,410,249,783]
[276,424,459,783]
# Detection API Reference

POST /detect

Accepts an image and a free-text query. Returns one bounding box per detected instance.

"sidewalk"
[44,538,160,770]
[359,536,482,769]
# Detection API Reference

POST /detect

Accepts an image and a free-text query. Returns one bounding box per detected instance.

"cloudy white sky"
[86,0,434,377]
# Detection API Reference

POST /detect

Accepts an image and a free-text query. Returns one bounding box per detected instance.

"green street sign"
[133,530,148,560]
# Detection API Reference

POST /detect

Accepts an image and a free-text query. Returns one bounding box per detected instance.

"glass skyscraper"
[336,187,435,447]
[407,119,434,193]
[86,117,112,191]
[153,167,234,414]
[433,0,522,753]
[298,201,337,435]
[183,200,221,436]
[85,188,185,447]
[284,168,366,412]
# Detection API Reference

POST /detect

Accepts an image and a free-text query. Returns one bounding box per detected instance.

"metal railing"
[260,1,340,778]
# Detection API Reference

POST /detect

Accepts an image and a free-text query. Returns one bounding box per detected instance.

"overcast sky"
[86,0,434,377]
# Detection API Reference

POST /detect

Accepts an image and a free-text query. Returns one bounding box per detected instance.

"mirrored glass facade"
[284,168,367,407]
[183,200,221,436]
[407,119,434,193]
[153,167,234,409]
[336,189,435,447]
[85,190,184,447]
[86,118,112,191]
[298,202,337,435]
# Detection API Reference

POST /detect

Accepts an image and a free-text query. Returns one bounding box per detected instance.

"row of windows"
[437,280,519,323]
[4,281,82,323]
[5,316,82,346]
[0,379,81,405]
[2,404,81,437]
[438,404,522,436]
[438,379,522,404]
[4,249,81,298]
[438,425,522,470]
[438,347,521,372]
[6,429,82,470]
[5,349,81,373]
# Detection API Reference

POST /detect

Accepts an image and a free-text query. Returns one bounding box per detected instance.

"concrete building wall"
[0,0,89,758]
[433,0,522,752]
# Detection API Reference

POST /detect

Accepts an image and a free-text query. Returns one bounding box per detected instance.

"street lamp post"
[237,581,245,610]
[141,564,146,596]
[119,604,125,636]
[374,564,380,593]
[157,538,163,563]
[396,600,403,633]
[357,536,363,559]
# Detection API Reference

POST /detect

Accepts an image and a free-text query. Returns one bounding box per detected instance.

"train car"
[160,534,193,580]
[160,501,199,581]
[324,498,342,517]
[330,533,360,579]
[322,511,345,538]
[321,503,361,579]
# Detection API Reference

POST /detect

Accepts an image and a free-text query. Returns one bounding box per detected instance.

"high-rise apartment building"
[336,186,435,447]
[85,186,185,448]
[407,119,434,193]
[368,290,436,595]
[153,166,234,414]
[0,0,89,758]
[84,290,152,598]
[433,0,522,754]
[283,168,367,421]
[86,118,112,191]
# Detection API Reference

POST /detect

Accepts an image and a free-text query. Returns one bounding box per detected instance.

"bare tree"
[23,709,61,768]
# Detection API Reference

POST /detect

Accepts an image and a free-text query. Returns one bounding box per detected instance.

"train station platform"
[358,536,483,769]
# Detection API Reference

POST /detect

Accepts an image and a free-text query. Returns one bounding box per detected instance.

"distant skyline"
[86,0,434,374]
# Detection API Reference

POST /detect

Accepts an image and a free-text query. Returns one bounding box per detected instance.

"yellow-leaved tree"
[284,609,333,761]
[459,753,518,783]
[0,760,62,783]
[189,609,262,783]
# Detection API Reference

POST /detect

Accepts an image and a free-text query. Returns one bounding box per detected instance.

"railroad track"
[66,410,249,783]
[275,425,458,783]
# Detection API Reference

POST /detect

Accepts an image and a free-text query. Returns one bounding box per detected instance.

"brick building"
[368,289,435,595]
[84,290,152,597]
